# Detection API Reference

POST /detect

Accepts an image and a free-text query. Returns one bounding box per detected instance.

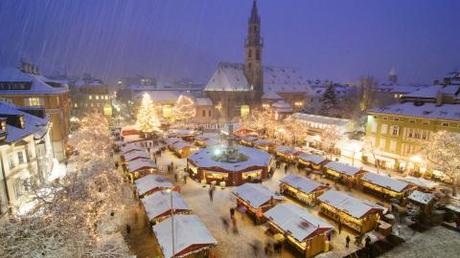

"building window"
[248,49,252,58]
[8,155,15,169]
[25,97,42,106]
[208,110,211,117]
[371,122,377,133]
[391,126,399,136]
[89,95,92,100]
[390,140,397,152]
[0,97,12,104]
[96,95,99,100]
[380,124,388,135]
[74,103,78,108]
[202,110,206,117]
[256,50,260,60]
[17,151,25,164]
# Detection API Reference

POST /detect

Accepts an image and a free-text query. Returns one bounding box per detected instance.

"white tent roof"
[152,215,217,258]
[298,152,327,165]
[324,161,362,176]
[318,190,383,218]
[123,150,150,161]
[134,174,173,196]
[265,204,333,242]
[141,191,190,221]
[127,159,157,174]
[362,172,409,192]
[280,175,325,194]
[232,183,284,208]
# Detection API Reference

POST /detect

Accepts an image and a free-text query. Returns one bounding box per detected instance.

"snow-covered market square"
[1,1,460,258]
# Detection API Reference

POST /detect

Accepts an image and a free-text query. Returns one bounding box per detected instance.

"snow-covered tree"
[173,95,196,121]
[0,112,134,258]
[321,126,342,154]
[424,131,460,196]
[136,93,160,133]
[320,83,337,115]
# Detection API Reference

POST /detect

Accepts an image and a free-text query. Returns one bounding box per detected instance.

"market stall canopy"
[134,174,173,197]
[232,183,284,209]
[298,152,327,165]
[127,159,157,174]
[152,214,217,258]
[318,190,384,219]
[408,190,435,205]
[123,149,150,162]
[280,175,327,194]
[324,161,362,176]
[362,173,411,193]
[120,143,144,154]
[141,191,190,221]
[397,176,438,190]
[265,204,333,241]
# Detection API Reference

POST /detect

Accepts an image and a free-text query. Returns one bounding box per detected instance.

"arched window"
[256,50,260,60]
[248,49,252,58]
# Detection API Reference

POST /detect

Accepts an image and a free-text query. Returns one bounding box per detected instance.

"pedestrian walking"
[230,207,235,219]
[183,174,187,184]
[221,217,229,233]
[346,235,350,248]
[209,188,214,202]
[126,224,131,234]
[284,164,288,174]
[174,173,178,183]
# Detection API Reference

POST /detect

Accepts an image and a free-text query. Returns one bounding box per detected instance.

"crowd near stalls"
[297,152,328,172]
[112,130,217,258]
[360,172,414,200]
[323,161,366,186]
[152,215,217,258]
[264,204,334,257]
[275,146,300,163]
[141,191,191,224]
[187,145,274,186]
[134,174,174,198]
[232,183,284,224]
[318,191,384,234]
[279,175,329,206]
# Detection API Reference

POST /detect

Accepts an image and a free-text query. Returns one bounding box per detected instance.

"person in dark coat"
[346,235,350,248]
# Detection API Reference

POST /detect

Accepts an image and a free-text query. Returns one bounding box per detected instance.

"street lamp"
[165,188,175,257]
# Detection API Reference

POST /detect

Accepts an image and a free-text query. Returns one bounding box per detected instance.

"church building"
[204,0,310,120]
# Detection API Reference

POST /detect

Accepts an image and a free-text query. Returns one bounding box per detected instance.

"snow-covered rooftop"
[189,145,272,173]
[265,204,333,242]
[171,140,193,151]
[362,173,410,193]
[408,190,435,205]
[0,101,50,143]
[280,175,326,194]
[403,85,459,99]
[369,102,460,121]
[0,67,68,95]
[165,137,182,146]
[141,191,190,221]
[195,97,213,106]
[272,100,293,113]
[254,139,273,146]
[134,90,180,103]
[275,146,298,155]
[232,183,284,208]
[204,63,251,92]
[298,152,327,165]
[152,214,217,258]
[397,176,438,190]
[288,113,350,127]
[127,159,157,174]
[134,174,173,196]
[324,161,362,176]
[262,91,282,100]
[120,143,144,154]
[318,191,383,218]
[123,150,150,161]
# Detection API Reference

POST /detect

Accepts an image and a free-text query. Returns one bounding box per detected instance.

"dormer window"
[19,116,25,128]
[26,97,42,106]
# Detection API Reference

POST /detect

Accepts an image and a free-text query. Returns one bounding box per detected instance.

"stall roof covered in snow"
[288,113,350,127]
[232,183,284,208]
[275,146,298,155]
[280,175,326,194]
[408,190,435,205]
[318,191,383,218]
[397,176,438,190]
[368,102,460,122]
[127,159,157,174]
[265,204,333,241]
[123,150,150,161]
[152,214,217,258]
[141,191,190,221]
[298,152,327,165]
[120,143,144,154]
[165,137,182,146]
[171,141,193,151]
[189,145,272,173]
[362,173,410,193]
[324,161,362,176]
[254,139,273,146]
[134,174,173,196]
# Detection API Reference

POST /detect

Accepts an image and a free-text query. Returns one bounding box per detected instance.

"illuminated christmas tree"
[136,93,160,133]
[173,95,196,121]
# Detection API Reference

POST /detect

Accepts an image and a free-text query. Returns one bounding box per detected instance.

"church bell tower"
[244,0,264,103]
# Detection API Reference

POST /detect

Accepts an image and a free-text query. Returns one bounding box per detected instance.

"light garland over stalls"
[173,95,196,121]
[136,93,161,133]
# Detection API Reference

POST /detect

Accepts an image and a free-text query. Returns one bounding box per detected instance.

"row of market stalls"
[132,174,217,258]
[118,143,158,182]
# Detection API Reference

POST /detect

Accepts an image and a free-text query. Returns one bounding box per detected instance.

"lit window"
[391,126,399,136]
[89,95,92,100]
[96,96,99,100]
[17,151,25,164]
[26,97,42,106]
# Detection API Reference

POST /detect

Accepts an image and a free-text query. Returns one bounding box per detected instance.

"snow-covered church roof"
[204,63,251,92]
[204,62,310,93]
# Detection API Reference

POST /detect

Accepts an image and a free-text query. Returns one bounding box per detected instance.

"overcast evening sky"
[0,0,459,84]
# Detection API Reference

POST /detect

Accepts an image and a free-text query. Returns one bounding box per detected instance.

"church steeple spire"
[245,0,264,103]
